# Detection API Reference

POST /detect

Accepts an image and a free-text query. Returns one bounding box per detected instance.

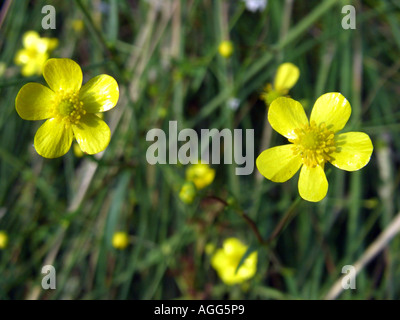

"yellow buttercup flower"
[0,231,8,249]
[179,182,196,204]
[14,31,58,77]
[256,93,373,202]
[218,40,234,58]
[211,238,257,285]
[112,232,129,250]
[16,58,119,158]
[186,163,215,190]
[261,62,299,105]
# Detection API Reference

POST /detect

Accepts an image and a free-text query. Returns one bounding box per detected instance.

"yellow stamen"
[52,90,85,126]
[289,120,336,168]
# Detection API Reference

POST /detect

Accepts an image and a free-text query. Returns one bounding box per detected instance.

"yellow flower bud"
[112,232,129,250]
[179,182,196,204]
[260,62,300,106]
[186,163,215,190]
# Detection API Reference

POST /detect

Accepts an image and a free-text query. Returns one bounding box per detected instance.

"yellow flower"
[73,142,84,157]
[218,40,234,58]
[15,58,119,158]
[0,231,8,249]
[112,232,129,250]
[14,31,58,77]
[211,238,257,285]
[179,182,196,204]
[261,62,299,105]
[186,163,215,190]
[72,19,85,32]
[256,93,373,202]
[205,243,216,255]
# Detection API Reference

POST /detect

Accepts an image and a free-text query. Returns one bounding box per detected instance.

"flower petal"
[23,31,42,50]
[16,83,55,120]
[43,58,82,92]
[330,132,373,171]
[256,144,303,182]
[72,114,111,155]
[268,97,309,139]
[274,62,300,93]
[34,119,73,158]
[80,75,119,113]
[310,92,351,133]
[298,165,328,202]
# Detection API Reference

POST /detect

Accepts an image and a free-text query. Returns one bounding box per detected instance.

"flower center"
[289,120,336,167]
[52,90,86,127]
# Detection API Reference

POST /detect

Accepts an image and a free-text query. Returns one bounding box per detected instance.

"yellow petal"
[256,144,303,182]
[268,97,309,139]
[23,31,40,49]
[14,49,28,65]
[15,83,55,120]
[274,62,300,93]
[310,92,351,133]
[298,165,328,202]
[46,38,59,51]
[186,163,215,189]
[80,75,119,113]
[72,114,111,155]
[223,238,246,257]
[330,132,373,171]
[43,58,82,92]
[34,119,73,158]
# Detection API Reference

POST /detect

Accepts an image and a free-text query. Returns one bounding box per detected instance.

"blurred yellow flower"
[205,243,215,255]
[260,62,299,105]
[14,31,58,77]
[0,231,8,249]
[72,19,85,32]
[15,58,119,158]
[186,163,215,190]
[179,182,196,204]
[73,142,84,157]
[218,40,233,58]
[256,93,373,202]
[211,238,257,285]
[112,232,129,250]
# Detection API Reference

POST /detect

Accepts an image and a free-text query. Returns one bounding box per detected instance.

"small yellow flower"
[256,93,373,202]
[72,19,85,32]
[0,231,8,249]
[73,142,84,157]
[186,163,215,190]
[179,182,196,204]
[218,40,234,58]
[260,62,299,105]
[112,232,129,250]
[16,58,119,158]
[14,31,58,77]
[205,243,216,255]
[211,238,257,285]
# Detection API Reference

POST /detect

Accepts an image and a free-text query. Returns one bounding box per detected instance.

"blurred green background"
[0,0,400,300]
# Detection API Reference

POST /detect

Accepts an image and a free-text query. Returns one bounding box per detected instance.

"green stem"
[207,196,301,247]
